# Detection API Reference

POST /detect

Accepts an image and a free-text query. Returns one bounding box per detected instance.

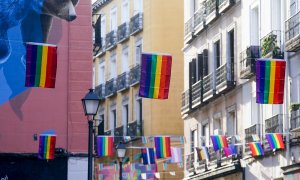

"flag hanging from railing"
[265,133,285,150]
[211,135,228,151]
[139,53,172,99]
[196,146,210,161]
[154,136,171,158]
[256,59,286,104]
[97,136,114,157]
[249,142,264,157]
[25,42,58,88]
[141,148,156,165]
[223,144,237,157]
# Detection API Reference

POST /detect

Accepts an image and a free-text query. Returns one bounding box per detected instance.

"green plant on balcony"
[290,103,300,111]
[261,34,280,57]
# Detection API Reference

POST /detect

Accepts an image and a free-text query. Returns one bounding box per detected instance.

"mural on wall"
[0,0,79,118]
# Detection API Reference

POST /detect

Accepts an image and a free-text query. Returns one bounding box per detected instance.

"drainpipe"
[281,0,290,166]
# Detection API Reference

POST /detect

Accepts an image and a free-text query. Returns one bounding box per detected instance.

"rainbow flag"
[256,59,286,104]
[210,135,228,151]
[265,133,285,150]
[223,144,237,157]
[38,135,56,160]
[97,136,114,157]
[249,142,264,157]
[154,136,171,158]
[25,43,58,88]
[139,53,172,99]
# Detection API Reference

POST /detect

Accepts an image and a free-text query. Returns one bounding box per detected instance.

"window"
[98,61,105,85]
[101,15,106,45]
[122,104,129,135]
[110,7,117,31]
[271,0,281,30]
[193,0,200,13]
[122,0,130,23]
[214,40,221,69]
[110,54,117,79]
[136,98,142,123]
[227,29,234,80]
[135,39,142,64]
[290,0,297,16]
[191,129,198,164]
[250,7,259,45]
[122,46,129,72]
[227,111,236,136]
[92,65,95,88]
[134,0,143,14]
[98,114,104,135]
[202,123,209,146]
[109,108,117,130]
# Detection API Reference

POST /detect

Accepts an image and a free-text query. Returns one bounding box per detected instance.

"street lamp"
[82,89,101,180]
[116,142,127,180]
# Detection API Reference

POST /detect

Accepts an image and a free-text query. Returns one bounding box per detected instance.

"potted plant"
[261,34,281,58]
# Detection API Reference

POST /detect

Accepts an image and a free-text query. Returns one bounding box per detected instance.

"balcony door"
[122,104,129,135]
[110,7,117,31]
[122,0,129,23]
[98,61,105,85]
[110,54,117,79]
[122,46,129,73]
[101,15,106,45]
[134,0,143,14]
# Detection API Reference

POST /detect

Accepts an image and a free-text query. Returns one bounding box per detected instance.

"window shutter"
[197,54,203,80]
[203,49,209,77]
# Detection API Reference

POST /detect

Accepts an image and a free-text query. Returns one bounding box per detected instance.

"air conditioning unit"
[214,129,223,135]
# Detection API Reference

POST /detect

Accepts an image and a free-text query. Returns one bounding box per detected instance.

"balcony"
[129,64,140,86]
[191,80,202,109]
[185,153,195,175]
[105,78,117,97]
[194,8,205,35]
[104,129,112,135]
[95,84,105,100]
[218,0,235,14]
[202,73,214,102]
[205,0,218,25]
[245,124,261,143]
[117,22,130,43]
[127,120,143,137]
[285,11,300,52]
[105,30,117,51]
[240,46,260,79]
[215,63,235,94]
[116,72,129,92]
[265,114,283,134]
[181,90,190,115]
[291,108,300,132]
[184,16,194,44]
[130,13,143,35]
[114,126,124,144]
[93,38,106,56]
[260,30,284,59]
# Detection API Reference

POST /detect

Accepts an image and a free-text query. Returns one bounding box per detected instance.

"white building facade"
[183,0,300,179]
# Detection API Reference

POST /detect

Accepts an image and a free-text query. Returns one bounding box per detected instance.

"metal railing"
[116,72,129,92]
[265,114,283,133]
[191,80,202,108]
[244,124,261,143]
[285,11,300,43]
[215,64,227,87]
[129,64,141,86]
[95,84,105,100]
[117,22,130,42]
[206,0,217,16]
[105,78,117,97]
[202,73,213,98]
[114,126,123,144]
[104,129,112,135]
[127,120,143,137]
[291,109,300,131]
[130,13,143,35]
[185,16,194,36]
[194,8,205,30]
[185,153,195,173]
[260,30,283,58]
[240,46,260,79]
[105,30,117,50]
[218,0,234,12]
[181,89,190,113]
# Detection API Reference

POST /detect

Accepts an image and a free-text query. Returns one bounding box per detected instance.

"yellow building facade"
[92,0,184,179]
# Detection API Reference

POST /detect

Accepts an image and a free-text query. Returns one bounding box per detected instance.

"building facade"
[183,0,300,179]
[92,0,184,179]
[0,0,93,179]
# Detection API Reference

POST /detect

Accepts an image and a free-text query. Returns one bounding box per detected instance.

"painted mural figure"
[0,0,79,118]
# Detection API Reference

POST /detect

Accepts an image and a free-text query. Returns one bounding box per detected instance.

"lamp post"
[116,142,126,180]
[82,89,101,180]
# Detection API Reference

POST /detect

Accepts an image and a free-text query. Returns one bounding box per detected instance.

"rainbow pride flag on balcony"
[25,42,58,88]
[97,136,114,157]
[38,134,56,160]
[256,59,286,104]
[265,133,285,150]
[249,142,264,157]
[139,53,172,99]
[211,135,228,151]
[154,136,171,158]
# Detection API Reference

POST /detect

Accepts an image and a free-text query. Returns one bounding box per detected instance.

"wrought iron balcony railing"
[245,124,261,143]
[202,73,214,102]
[191,80,202,109]
[218,0,235,14]
[117,22,130,43]
[127,120,143,137]
[105,78,117,97]
[95,83,105,100]
[185,153,195,173]
[116,72,129,92]
[114,126,124,144]
[240,46,260,79]
[129,64,141,86]
[215,63,235,93]
[105,30,117,50]
[285,11,300,52]
[104,129,112,135]
[205,0,218,25]
[291,108,300,131]
[194,7,205,35]
[265,114,283,134]
[130,13,143,35]
[260,30,284,59]
[181,89,190,114]
[93,38,106,56]
[185,16,194,37]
